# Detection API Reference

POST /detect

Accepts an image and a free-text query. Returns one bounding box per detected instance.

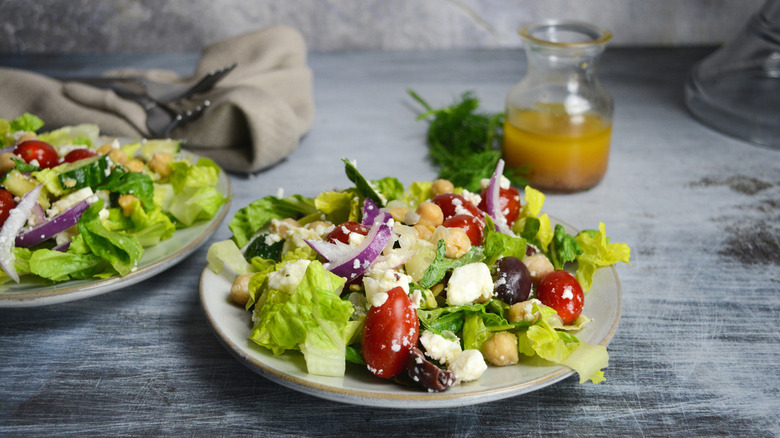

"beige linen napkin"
[0,25,314,173]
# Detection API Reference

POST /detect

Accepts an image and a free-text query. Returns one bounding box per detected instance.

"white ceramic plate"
[200,218,621,408]
[0,151,232,307]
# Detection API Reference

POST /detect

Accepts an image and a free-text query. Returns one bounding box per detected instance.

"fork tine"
[157,63,237,103]
[160,100,211,136]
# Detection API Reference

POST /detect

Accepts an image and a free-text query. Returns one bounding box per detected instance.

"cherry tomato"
[478,186,521,227]
[431,193,482,221]
[361,287,419,379]
[442,214,485,246]
[536,270,584,325]
[326,221,369,245]
[0,189,15,227]
[14,140,59,169]
[63,148,98,163]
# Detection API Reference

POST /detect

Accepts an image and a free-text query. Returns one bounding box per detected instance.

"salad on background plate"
[203,158,629,404]
[0,113,231,306]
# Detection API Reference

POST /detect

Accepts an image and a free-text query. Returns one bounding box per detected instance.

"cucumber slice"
[2,169,50,208]
[139,139,182,161]
[57,154,113,191]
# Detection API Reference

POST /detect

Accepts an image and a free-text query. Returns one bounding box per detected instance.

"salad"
[207,158,629,391]
[0,113,228,286]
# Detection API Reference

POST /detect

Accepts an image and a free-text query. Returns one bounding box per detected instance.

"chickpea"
[230,273,254,307]
[0,152,17,174]
[388,206,408,222]
[431,179,454,196]
[524,253,554,285]
[16,132,37,143]
[270,218,299,235]
[443,227,471,259]
[148,152,173,178]
[507,300,539,324]
[117,194,139,216]
[97,143,113,154]
[480,331,519,366]
[416,202,443,228]
[413,223,434,241]
[108,148,128,165]
[125,159,145,173]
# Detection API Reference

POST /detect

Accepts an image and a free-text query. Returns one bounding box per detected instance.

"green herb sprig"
[408,90,527,192]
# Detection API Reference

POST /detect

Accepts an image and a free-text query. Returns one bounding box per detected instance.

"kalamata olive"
[494,256,532,305]
[526,244,537,256]
[407,347,456,392]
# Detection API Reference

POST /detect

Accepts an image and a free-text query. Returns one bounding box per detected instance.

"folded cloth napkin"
[0,25,314,173]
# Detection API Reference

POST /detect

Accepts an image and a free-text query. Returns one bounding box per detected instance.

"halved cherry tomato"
[63,148,98,163]
[431,193,482,221]
[442,213,484,246]
[478,185,521,227]
[536,270,584,325]
[14,140,59,169]
[0,189,15,227]
[361,287,419,378]
[326,221,369,245]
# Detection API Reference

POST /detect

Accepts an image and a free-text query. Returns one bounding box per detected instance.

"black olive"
[407,347,456,392]
[494,256,532,305]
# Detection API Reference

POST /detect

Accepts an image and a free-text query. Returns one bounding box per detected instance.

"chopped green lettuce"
[314,190,361,225]
[37,123,99,148]
[77,200,144,276]
[249,261,353,376]
[228,194,317,248]
[574,222,631,291]
[517,302,607,384]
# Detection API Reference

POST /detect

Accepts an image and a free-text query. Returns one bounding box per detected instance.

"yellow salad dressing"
[503,106,612,192]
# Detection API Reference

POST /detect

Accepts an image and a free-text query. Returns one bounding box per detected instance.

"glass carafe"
[503,21,613,193]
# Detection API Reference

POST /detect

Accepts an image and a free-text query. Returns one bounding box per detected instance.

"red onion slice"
[0,184,43,282]
[306,211,393,282]
[361,198,379,227]
[16,200,91,248]
[486,159,513,235]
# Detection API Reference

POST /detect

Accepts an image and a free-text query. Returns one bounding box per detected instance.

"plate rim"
[0,150,233,307]
[199,215,622,408]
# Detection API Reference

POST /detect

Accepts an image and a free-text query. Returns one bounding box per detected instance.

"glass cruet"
[503,21,614,193]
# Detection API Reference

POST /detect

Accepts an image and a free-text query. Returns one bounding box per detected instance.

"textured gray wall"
[0,0,767,53]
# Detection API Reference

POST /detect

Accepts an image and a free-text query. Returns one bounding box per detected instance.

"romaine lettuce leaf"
[517,302,607,384]
[29,249,107,281]
[229,194,317,248]
[314,190,361,225]
[101,169,155,210]
[574,222,631,291]
[77,200,144,276]
[249,261,353,376]
[37,123,98,148]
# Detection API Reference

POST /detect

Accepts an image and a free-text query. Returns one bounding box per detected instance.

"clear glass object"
[685,0,780,150]
[503,21,614,193]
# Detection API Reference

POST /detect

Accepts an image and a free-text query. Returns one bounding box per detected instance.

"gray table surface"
[0,47,778,437]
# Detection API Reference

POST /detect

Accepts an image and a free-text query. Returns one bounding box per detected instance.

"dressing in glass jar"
[503,21,613,192]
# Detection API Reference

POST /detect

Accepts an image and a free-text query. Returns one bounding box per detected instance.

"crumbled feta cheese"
[46,187,94,218]
[264,233,282,246]
[420,330,462,365]
[447,349,487,383]
[446,263,493,306]
[55,226,79,246]
[562,285,574,300]
[461,189,482,209]
[363,268,411,308]
[267,259,311,293]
